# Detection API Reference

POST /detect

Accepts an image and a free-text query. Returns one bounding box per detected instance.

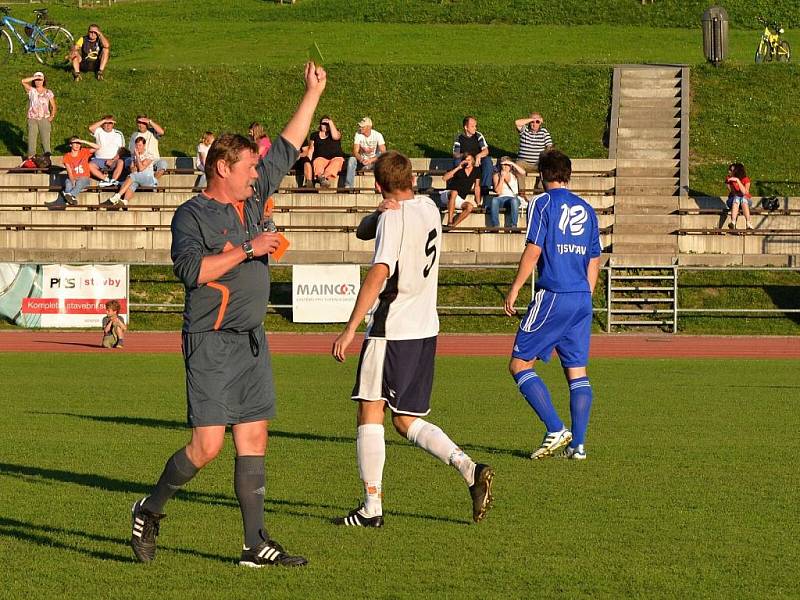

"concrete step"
[618,127,680,139]
[617,158,680,169]
[617,138,679,149]
[618,118,681,129]
[615,176,679,187]
[615,166,679,178]
[613,233,677,245]
[615,214,681,226]
[616,186,679,196]
[620,87,681,99]
[614,223,677,234]
[620,78,680,90]
[619,67,682,79]
[615,196,680,213]
[618,106,681,119]
[612,242,679,254]
[619,97,681,109]
[616,149,680,160]
[609,253,677,266]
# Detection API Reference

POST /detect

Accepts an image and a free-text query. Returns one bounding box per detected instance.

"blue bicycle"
[0,6,73,67]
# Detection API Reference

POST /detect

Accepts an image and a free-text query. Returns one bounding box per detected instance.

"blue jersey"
[525,188,601,293]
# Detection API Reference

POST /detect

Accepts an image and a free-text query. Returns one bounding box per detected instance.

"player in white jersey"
[331,151,495,527]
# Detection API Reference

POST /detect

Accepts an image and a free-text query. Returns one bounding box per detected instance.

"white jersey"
[366,195,441,340]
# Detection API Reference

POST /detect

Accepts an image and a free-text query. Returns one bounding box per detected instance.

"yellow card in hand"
[308,41,324,67]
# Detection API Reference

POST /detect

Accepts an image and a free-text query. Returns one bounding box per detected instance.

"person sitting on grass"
[70,24,110,81]
[101,299,126,349]
[441,152,481,228]
[102,136,156,210]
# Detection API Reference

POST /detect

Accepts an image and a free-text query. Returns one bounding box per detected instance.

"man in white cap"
[344,117,386,189]
[88,114,125,186]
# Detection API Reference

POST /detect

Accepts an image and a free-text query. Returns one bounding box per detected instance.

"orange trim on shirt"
[233,201,245,224]
[206,282,230,331]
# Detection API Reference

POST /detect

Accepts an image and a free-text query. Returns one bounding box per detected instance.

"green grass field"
[2,353,798,598]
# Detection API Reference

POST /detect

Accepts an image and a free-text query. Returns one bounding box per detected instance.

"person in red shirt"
[726,162,753,230]
[46,137,103,210]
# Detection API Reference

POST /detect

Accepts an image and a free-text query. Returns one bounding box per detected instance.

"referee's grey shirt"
[171,136,298,334]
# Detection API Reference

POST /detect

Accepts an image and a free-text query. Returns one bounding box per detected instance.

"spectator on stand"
[46,137,102,210]
[101,299,126,348]
[309,116,344,188]
[249,122,272,158]
[70,24,110,81]
[103,136,156,210]
[129,114,167,180]
[195,131,214,188]
[21,71,56,160]
[441,153,481,228]
[452,116,493,195]
[292,137,313,187]
[489,157,525,228]
[88,115,125,186]
[514,112,553,194]
[726,163,754,230]
[344,117,386,189]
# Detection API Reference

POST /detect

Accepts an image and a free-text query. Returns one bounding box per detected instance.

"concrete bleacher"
[0,156,616,264]
[3,153,797,265]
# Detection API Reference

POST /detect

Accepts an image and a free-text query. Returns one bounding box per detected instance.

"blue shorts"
[512,289,592,368]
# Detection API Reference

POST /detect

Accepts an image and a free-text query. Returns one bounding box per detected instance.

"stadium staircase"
[608,64,688,267]
[605,264,677,332]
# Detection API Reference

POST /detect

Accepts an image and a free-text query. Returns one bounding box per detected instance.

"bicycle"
[0,6,73,67]
[754,17,791,63]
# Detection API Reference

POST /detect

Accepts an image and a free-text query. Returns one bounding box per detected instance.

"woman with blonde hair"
[195,131,215,187]
[248,122,271,158]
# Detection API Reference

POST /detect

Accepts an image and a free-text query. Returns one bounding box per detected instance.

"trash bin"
[702,6,729,64]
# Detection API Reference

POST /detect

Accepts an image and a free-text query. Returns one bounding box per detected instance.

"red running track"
[0,331,798,358]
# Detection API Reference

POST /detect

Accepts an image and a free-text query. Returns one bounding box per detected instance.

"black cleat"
[130,497,165,562]
[239,536,308,567]
[333,504,384,528]
[469,464,495,523]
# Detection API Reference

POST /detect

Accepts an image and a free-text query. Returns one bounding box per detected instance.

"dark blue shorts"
[512,289,592,367]
[351,336,436,416]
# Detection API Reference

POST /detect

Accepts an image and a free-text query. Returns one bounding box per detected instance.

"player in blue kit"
[504,150,602,460]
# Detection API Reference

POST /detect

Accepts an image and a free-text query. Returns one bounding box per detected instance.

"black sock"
[143,448,199,513]
[234,455,267,549]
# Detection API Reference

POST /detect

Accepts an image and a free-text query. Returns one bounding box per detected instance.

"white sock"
[357,424,384,516]
[448,448,477,487]
[406,418,475,485]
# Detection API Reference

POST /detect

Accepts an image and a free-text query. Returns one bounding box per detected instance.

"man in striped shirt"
[515,112,553,194]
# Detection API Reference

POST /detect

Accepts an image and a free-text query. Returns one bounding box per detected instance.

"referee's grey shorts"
[351,336,436,416]
[182,328,276,427]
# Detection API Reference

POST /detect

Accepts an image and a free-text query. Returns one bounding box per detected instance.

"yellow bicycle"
[755,17,791,63]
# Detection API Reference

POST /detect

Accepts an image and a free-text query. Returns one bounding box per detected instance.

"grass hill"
[0,0,798,195]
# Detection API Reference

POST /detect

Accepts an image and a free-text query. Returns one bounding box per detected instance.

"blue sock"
[568,376,593,446]
[513,369,564,432]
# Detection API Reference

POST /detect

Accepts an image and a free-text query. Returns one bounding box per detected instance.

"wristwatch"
[241,240,254,261]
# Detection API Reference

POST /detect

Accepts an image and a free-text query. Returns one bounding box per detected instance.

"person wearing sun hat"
[20,71,57,159]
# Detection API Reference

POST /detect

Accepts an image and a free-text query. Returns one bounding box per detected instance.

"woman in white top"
[21,71,57,159]
[489,156,524,227]
[195,131,214,187]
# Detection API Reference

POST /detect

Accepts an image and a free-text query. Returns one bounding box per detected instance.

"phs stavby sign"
[0,263,128,328]
[292,265,360,323]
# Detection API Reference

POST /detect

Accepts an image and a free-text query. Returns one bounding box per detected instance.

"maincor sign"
[292,265,360,323]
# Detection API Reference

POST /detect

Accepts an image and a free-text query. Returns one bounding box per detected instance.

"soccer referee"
[129,62,327,568]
